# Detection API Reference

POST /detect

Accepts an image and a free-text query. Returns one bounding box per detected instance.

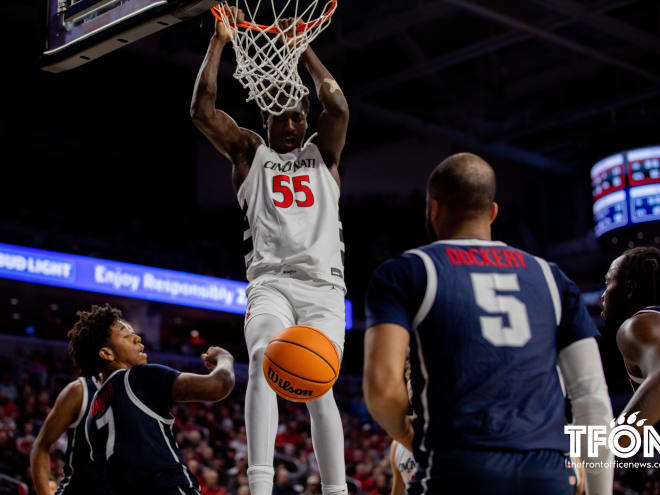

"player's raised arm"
[300,45,349,168]
[30,380,83,495]
[171,346,235,402]
[190,10,261,164]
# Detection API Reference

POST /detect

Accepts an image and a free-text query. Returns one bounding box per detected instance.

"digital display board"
[591,146,660,237]
[0,242,354,329]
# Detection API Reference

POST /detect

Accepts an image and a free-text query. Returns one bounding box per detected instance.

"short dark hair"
[67,304,121,377]
[616,246,660,309]
[428,153,496,218]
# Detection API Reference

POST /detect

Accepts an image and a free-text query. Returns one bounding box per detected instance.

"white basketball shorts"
[244,272,346,349]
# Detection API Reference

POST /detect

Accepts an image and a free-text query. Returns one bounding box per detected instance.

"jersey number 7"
[272,175,315,208]
[470,273,532,347]
[95,407,116,460]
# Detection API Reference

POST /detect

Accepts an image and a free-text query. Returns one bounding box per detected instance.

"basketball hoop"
[211,0,337,115]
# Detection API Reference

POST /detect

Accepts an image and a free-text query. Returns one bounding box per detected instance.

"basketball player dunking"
[602,247,660,430]
[191,9,349,495]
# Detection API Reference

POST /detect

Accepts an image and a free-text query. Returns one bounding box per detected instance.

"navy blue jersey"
[85,364,199,494]
[366,240,599,476]
[635,305,660,316]
[56,376,109,495]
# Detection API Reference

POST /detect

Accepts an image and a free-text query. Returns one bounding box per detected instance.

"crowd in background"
[1,343,659,495]
[0,346,390,495]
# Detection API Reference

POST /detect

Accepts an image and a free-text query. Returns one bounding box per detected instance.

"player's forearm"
[172,363,234,403]
[559,338,614,494]
[191,36,226,121]
[30,443,53,495]
[390,465,406,495]
[364,379,409,442]
[300,47,348,115]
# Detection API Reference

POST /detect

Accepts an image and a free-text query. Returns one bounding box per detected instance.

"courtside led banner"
[0,242,353,329]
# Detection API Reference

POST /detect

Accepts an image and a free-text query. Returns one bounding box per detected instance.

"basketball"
[262,325,340,402]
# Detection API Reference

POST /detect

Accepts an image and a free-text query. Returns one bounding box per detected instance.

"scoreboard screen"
[592,146,660,237]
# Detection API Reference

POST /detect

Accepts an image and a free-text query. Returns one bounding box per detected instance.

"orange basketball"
[262,325,340,402]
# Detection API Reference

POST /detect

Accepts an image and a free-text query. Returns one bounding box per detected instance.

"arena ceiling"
[326,0,660,174]
[1,0,659,287]
[6,0,660,174]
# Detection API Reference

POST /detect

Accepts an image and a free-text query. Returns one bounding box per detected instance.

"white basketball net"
[215,0,335,115]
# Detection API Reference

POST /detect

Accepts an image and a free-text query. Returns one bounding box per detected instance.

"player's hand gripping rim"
[277,17,305,50]
[214,6,245,43]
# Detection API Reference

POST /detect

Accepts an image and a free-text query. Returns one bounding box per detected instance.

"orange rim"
[211,0,337,34]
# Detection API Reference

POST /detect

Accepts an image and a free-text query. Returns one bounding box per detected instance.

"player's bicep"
[315,106,348,168]
[364,323,410,391]
[194,109,259,161]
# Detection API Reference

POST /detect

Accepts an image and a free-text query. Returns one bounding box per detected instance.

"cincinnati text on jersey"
[264,159,317,173]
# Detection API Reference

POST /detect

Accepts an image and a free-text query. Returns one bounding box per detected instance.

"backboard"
[42,0,218,72]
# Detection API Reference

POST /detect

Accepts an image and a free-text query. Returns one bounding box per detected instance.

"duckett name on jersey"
[264,159,316,174]
[266,365,313,398]
[445,247,527,268]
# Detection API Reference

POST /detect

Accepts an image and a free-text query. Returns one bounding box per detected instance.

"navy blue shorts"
[408,449,576,495]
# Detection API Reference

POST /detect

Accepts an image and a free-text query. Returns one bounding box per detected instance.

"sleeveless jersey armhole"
[70,377,88,429]
[237,143,267,200]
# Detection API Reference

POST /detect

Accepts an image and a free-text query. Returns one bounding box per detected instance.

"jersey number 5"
[470,273,531,347]
[272,175,314,208]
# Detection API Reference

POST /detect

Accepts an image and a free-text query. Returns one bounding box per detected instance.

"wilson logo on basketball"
[266,366,313,397]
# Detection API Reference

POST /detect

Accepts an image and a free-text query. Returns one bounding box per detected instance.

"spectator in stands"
[201,467,228,495]
[273,465,297,495]
[304,474,322,495]
[0,372,18,403]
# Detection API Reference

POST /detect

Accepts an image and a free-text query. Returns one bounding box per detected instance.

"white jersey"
[237,138,345,291]
[392,441,416,487]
